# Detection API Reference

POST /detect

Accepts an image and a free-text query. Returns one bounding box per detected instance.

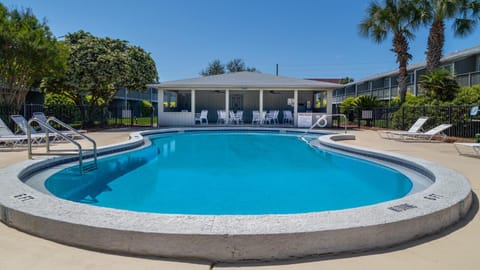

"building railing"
[333,70,480,104]
[456,71,480,87]
[113,88,158,102]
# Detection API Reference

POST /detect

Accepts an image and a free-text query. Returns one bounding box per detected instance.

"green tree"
[226,58,246,72]
[200,59,225,76]
[359,0,422,104]
[43,31,158,126]
[417,0,480,71]
[419,68,459,101]
[226,58,257,73]
[201,59,257,76]
[340,77,354,84]
[0,4,66,111]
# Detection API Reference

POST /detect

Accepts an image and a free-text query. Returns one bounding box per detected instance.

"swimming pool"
[0,128,472,261]
[45,132,413,215]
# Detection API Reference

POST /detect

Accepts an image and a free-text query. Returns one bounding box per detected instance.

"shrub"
[45,93,76,105]
[339,97,357,121]
[391,94,432,129]
[44,93,81,124]
[453,85,480,105]
[339,97,356,113]
[85,95,106,106]
[352,95,381,109]
[140,100,154,117]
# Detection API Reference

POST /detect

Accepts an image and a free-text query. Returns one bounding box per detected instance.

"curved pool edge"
[0,128,472,262]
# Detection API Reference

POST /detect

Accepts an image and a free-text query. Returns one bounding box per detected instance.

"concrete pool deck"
[0,128,478,270]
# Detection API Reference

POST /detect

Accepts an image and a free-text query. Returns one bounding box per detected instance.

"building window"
[477,55,480,71]
[384,78,390,88]
[163,90,191,112]
[314,91,327,113]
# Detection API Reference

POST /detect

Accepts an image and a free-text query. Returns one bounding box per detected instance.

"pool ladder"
[27,116,97,175]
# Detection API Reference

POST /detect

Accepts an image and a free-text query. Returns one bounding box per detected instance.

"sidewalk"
[0,129,478,270]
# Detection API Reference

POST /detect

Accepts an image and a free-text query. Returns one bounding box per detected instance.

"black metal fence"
[3,103,479,138]
[332,105,480,138]
[0,103,157,132]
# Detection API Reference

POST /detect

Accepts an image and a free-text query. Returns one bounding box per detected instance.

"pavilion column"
[157,89,164,127]
[158,89,164,113]
[225,89,230,113]
[326,89,333,115]
[293,90,298,126]
[259,89,264,113]
[191,89,196,117]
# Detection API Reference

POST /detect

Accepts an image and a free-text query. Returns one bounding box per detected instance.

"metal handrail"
[27,118,84,170]
[27,117,97,174]
[46,116,97,165]
[309,113,348,134]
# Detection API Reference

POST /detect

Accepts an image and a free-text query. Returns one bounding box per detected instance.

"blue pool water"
[45,132,413,215]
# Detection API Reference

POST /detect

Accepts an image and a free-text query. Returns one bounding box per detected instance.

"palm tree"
[418,0,480,71]
[359,0,422,104]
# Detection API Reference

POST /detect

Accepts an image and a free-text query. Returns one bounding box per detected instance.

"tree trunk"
[398,67,408,104]
[391,33,412,104]
[426,19,445,72]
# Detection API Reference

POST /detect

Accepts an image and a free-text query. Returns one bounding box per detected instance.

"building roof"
[149,72,342,90]
[306,78,343,84]
[343,44,480,86]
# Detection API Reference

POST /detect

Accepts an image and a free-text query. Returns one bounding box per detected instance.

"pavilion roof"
[149,72,342,90]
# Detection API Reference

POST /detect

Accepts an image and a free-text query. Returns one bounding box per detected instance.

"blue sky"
[2,0,480,82]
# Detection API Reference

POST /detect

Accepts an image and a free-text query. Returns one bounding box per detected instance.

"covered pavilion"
[149,72,342,127]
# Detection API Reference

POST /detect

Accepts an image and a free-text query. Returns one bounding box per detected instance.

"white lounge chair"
[266,110,279,124]
[392,124,452,142]
[259,111,267,125]
[454,142,480,157]
[229,111,241,124]
[252,111,267,125]
[195,110,208,124]
[264,111,274,124]
[283,110,293,124]
[235,110,244,124]
[378,116,429,139]
[252,111,260,125]
[33,112,84,139]
[0,117,28,147]
[216,110,227,124]
[10,115,53,144]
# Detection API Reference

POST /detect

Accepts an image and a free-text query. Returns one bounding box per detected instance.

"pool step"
[82,162,98,174]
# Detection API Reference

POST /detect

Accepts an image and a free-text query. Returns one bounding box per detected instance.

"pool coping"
[0,127,472,262]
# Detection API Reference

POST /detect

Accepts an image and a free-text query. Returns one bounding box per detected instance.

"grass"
[107,116,157,126]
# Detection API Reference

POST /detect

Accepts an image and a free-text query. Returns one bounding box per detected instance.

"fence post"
[385,107,389,128]
[150,109,154,127]
[448,104,452,124]
[357,109,361,128]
